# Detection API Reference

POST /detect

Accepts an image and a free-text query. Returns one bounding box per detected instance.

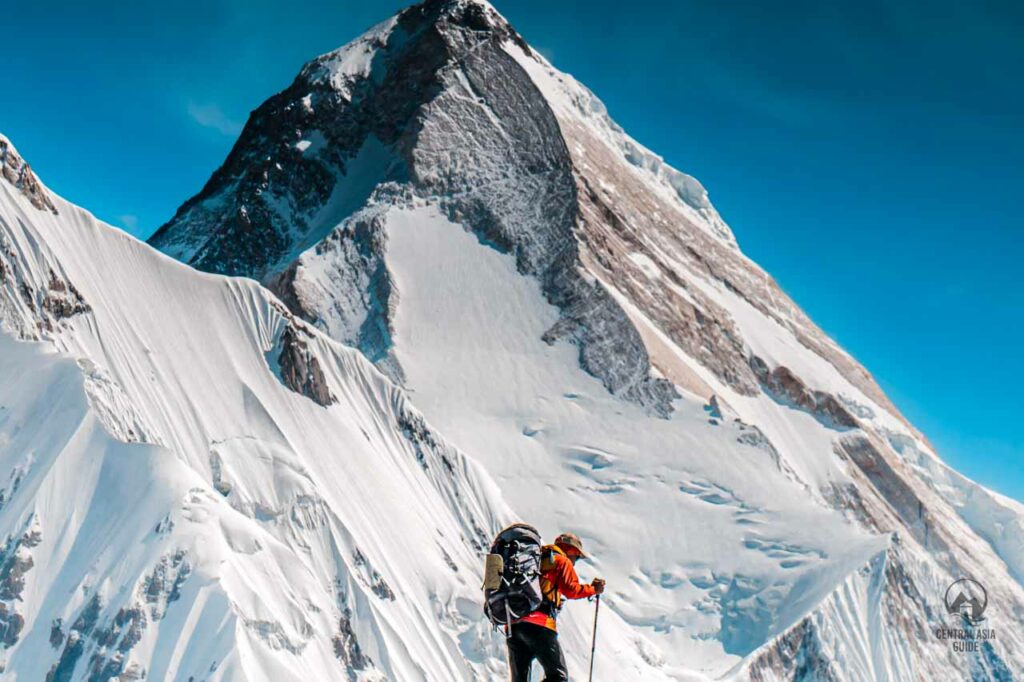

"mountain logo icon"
[944,578,988,624]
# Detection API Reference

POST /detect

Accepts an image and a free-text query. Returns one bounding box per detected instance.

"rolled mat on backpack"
[482,554,504,591]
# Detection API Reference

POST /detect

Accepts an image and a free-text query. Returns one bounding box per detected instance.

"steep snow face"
[384,205,890,676]
[382,204,1024,680]
[139,0,1024,678]
[0,142,547,681]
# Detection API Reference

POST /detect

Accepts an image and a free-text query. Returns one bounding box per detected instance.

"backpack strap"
[539,545,566,614]
[540,544,564,572]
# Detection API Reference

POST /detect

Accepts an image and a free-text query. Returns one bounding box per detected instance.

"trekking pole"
[588,594,600,682]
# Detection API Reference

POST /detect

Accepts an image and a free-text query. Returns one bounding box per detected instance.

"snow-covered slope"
[0,135,678,680]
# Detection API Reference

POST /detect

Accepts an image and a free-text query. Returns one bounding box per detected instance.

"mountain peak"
[408,0,506,27]
[299,0,526,95]
[149,0,903,425]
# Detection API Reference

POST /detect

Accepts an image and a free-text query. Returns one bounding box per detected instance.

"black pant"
[507,622,568,682]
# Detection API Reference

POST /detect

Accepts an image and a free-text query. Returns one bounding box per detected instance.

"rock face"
[275,323,336,406]
[149,0,905,423]
[750,356,859,429]
[0,136,56,214]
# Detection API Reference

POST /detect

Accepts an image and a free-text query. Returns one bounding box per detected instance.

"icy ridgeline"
[149,0,1024,679]
[0,135,655,681]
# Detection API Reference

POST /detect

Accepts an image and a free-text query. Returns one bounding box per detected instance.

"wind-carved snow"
[384,205,895,677]
[0,162,516,680]
[300,16,399,98]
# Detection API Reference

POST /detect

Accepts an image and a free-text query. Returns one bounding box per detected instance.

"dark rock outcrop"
[750,356,858,429]
[0,524,41,648]
[747,619,841,682]
[41,269,90,323]
[277,325,336,407]
[333,603,373,681]
[0,137,57,214]
[834,434,947,554]
[47,551,191,682]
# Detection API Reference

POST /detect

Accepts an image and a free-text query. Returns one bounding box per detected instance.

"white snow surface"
[384,204,895,677]
[301,16,399,98]
[0,174,520,680]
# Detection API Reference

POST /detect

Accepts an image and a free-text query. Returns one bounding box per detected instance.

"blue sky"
[2,0,1022,499]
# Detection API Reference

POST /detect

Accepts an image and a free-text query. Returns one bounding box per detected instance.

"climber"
[506,532,605,682]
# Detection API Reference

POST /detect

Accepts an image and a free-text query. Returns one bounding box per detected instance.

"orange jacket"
[518,544,596,631]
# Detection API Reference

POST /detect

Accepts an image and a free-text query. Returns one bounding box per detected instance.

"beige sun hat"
[554,532,588,558]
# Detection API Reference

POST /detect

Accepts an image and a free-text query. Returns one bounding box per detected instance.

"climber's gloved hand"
[592,578,606,594]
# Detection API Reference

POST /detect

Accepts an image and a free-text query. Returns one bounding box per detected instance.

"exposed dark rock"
[277,325,336,406]
[209,451,233,497]
[154,515,174,535]
[94,606,147,652]
[735,423,785,471]
[822,482,878,531]
[749,356,858,429]
[0,137,57,213]
[399,409,451,471]
[0,602,24,647]
[143,549,191,617]
[351,549,395,602]
[19,281,36,314]
[332,602,372,681]
[441,547,458,572]
[882,541,936,639]
[834,434,948,554]
[50,618,64,648]
[747,618,842,682]
[86,604,149,682]
[48,551,191,681]
[267,209,404,382]
[705,395,724,420]
[47,594,102,682]
[573,175,756,401]
[370,573,395,601]
[0,525,41,647]
[0,546,33,601]
[150,0,677,415]
[41,269,90,321]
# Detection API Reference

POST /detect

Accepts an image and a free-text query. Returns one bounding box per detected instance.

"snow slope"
[0,144,673,680]
[384,204,890,676]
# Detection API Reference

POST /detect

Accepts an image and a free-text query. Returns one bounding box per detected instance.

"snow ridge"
[0,151,532,680]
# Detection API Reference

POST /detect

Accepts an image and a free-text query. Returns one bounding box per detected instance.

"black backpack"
[482,524,543,627]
